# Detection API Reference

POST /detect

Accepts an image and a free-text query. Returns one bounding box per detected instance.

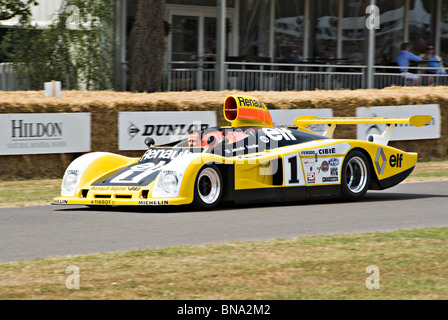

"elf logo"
[389,154,403,168]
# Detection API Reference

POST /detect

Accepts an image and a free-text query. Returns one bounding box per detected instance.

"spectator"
[420,44,446,85]
[395,42,423,85]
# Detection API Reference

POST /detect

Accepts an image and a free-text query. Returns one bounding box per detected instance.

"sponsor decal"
[322,177,338,183]
[307,172,316,184]
[237,96,264,109]
[138,200,169,205]
[259,136,269,143]
[53,199,68,204]
[331,167,338,176]
[247,144,259,150]
[110,186,127,191]
[318,160,329,173]
[90,200,114,205]
[90,186,141,192]
[301,150,316,156]
[329,158,339,166]
[389,153,403,168]
[90,186,110,191]
[140,148,191,162]
[262,128,296,141]
[375,147,387,175]
[302,158,316,167]
[91,186,141,192]
[318,148,336,155]
[230,146,245,153]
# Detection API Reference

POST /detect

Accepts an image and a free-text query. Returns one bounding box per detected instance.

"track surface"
[1,181,448,262]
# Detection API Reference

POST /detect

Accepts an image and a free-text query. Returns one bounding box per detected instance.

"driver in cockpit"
[187,129,202,147]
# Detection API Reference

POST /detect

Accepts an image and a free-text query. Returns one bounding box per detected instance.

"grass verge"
[0,227,447,300]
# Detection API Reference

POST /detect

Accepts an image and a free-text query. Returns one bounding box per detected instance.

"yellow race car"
[53,95,431,210]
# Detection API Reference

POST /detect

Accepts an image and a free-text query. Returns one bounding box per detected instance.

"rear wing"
[294,115,432,145]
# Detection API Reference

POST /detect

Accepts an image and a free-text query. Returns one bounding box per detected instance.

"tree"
[128,0,166,92]
[0,0,38,22]
[1,0,114,90]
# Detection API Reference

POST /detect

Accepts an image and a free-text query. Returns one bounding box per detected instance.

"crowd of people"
[395,42,446,85]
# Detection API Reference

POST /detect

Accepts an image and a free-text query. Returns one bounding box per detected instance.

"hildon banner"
[0,113,91,155]
[118,111,217,150]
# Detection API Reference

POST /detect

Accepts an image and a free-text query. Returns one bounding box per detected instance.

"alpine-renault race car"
[53,95,431,210]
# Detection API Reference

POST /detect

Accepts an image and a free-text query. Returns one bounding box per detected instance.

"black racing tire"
[340,150,370,201]
[194,164,223,210]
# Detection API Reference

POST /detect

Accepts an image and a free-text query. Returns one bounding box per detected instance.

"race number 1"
[283,153,304,186]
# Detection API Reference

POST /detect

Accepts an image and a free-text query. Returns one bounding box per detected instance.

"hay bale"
[1,87,447,179]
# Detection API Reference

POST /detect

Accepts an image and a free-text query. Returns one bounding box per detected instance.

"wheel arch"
[348,147,379,190]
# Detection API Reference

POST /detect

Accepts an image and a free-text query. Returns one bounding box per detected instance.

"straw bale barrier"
[0,87,447,179]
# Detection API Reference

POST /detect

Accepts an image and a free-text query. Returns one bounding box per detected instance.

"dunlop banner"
[118,111,217,150]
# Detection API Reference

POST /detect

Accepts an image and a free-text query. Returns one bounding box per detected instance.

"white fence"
[0,63,20,91]
[162,61,448,92]
[2,61,447,92]
[374,65,448,88]
[225,62,366,91]
[0,63,31,91]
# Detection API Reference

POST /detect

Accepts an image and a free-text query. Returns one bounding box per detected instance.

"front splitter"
[52,196,191,206]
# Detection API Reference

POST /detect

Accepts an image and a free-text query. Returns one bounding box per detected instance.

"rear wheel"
[341,150,370,201]
[194,164,223,209]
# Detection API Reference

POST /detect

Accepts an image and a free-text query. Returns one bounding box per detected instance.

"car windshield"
[205,127,328,157]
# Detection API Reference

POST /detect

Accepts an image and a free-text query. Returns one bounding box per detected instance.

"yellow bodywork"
[52,140,418,207]
[52,95,429,207]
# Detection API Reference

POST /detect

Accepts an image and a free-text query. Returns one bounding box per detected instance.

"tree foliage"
[1,0,114,90]
[128,0,166,92]
[0,0,38,22]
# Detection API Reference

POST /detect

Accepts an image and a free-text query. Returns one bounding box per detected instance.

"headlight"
[160,172,178,193]
[63,172,79,192]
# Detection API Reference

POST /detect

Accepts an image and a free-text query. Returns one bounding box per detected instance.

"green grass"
[410,172,448,179]
[0,179,60,207]
[0,227,447,299]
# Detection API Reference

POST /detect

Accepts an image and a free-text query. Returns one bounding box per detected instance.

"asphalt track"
[1,181,448,262]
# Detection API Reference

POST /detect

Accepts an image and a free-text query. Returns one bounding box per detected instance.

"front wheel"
[340,150,370,201]
[194,164,223,209]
